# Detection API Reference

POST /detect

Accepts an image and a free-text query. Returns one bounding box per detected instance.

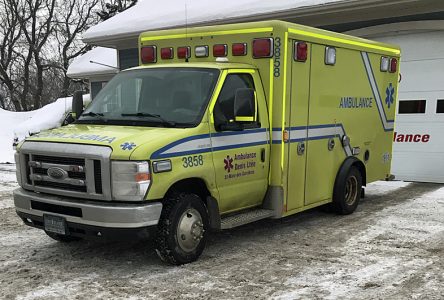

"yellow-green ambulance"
[13,21,400,264]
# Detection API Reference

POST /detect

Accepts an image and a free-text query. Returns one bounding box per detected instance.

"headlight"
[111,161,151,201]
[14,152,22,186]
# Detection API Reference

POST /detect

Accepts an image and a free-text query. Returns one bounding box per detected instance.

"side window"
[215,73,255,124]
[436,99,444,113]
[398,100,426,114]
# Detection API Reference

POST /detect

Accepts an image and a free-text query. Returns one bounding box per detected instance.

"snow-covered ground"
[0,95,90,163]
[0,169,442,299]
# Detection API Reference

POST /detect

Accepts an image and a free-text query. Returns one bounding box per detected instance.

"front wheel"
[155,193,209,265]
[332,166,362,215]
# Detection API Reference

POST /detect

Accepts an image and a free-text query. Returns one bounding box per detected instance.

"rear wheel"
[332,166,362,215]
[45,231,81,242]
[155,193,209,265]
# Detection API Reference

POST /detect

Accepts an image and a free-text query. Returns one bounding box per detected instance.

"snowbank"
[67,47,118,79]
[83,0,343,43]
[0,95,90,163]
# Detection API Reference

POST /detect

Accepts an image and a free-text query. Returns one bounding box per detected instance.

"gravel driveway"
[0,164,443,300]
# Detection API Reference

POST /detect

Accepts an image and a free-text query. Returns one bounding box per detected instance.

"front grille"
[94,160,103,194]
[33,155,85,166]
[19,142,111,201]
[26,154,103,196]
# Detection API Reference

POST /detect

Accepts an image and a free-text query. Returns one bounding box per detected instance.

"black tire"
[332,166,362,215]
[45,231,81,242]
[155,193,209,265]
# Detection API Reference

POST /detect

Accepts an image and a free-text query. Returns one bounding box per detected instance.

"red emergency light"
[161,47,173,59]
[294,41,308,62]
[178,46,191,59]
[389,58,398,73]
[252,38,273,58]
[213,44,228,57]
[141,46,157,63]
[232,43,247,56]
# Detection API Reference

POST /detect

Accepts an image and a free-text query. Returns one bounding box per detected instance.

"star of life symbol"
[121,142,136,150]
[224,155,234,173]
[385,83,395,109]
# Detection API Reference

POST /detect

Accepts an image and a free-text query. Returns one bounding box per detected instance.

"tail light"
[141,46,157,63]
[294,41,308,62]
[232,43,247,56]
[178,46,191,59]
[213,44,228,57]
[380,57,389,72]
[253,38,273,58]
[161,47,173,59]
[389,58,398,73]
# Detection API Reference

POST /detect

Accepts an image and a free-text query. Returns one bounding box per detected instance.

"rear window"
[398,100,426,114]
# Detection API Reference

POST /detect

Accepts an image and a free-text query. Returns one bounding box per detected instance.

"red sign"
[394,132,430,143]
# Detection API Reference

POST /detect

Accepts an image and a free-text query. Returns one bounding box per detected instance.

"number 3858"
[182,155,204,168]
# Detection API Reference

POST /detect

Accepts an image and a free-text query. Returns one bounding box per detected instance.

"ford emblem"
[47,167,68,180]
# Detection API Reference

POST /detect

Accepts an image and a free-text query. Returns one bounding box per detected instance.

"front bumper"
[14,188,162,239]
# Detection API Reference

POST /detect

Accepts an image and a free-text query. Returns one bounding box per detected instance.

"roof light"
[195,45,209,58]
[141,46,156,64]
[325,46,336,65]
[389,58,398,73]
[232,43,247,56]
[294,41,308,62]
[178,46,191,59]
[213,44,227,57]
[380,56,389,72]
[253,38,273,58]
[161,47,173,59]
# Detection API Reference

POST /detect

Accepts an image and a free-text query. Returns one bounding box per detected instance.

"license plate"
[43,215,67,235]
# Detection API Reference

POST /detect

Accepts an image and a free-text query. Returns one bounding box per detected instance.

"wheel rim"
[176,208,204,252]
[345,175,358,206]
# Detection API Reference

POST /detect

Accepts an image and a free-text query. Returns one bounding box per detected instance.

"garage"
[347,22,444,183]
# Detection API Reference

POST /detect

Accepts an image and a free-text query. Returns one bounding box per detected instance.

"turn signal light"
[161,47,173,59]
[141,46,157,63]
[232,43,247,56]
[178,46,191,59]
[294,41,308,62]
[389,58,398,73]
[252,38,273,58]
[213,44,228,57]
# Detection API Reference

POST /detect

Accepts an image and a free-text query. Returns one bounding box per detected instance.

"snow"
[67,47,118,79]
[0,95,90,163]
[83,0,344,43]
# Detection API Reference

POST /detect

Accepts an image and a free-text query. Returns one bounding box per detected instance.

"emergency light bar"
[213,44,228,57]
[380,57,389,72]
[253,38,274,58]
[232,43,247,56]
[141,46,157,63]
[389,58,398,73]
[294,41,308,62]
[178,46,191,59]
[161,47,174,59]
[195,46,209,57]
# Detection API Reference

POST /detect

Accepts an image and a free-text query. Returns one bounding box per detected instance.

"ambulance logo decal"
[121,142,136,150]
[385,83,395,109]
[224,155,234,173]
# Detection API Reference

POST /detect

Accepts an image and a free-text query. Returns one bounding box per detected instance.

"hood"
[25,124,195,160]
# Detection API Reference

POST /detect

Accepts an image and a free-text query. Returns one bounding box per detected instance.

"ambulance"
[13,21,400,264]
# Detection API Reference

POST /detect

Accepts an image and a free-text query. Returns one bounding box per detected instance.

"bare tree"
[0,0,102,111]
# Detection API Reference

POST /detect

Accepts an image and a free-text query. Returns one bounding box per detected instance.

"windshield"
[77,68,220,127]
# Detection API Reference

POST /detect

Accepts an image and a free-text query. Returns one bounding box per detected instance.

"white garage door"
[373,31,444,183]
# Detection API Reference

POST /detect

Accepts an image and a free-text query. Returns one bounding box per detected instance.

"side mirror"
[72,91,84,120]
[234,88,256,123]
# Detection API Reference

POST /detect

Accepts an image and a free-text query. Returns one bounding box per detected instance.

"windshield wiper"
[81,111,105,118]
[121,112,176,127]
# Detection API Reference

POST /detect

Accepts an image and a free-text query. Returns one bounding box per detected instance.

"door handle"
[261,148,266,162]
[297,142,305,155]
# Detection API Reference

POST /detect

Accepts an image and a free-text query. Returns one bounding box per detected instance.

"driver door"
[210,70,270,214]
